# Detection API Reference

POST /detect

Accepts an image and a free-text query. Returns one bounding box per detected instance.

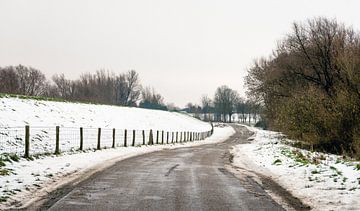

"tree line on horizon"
[0,65,167,110]
[0,64,261,123]
[246,17,360,157]
[185,85,261,124]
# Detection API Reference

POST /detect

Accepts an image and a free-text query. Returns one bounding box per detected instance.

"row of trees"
[184,85,261,123]
[246,17,360,156]
[0,65,167,110]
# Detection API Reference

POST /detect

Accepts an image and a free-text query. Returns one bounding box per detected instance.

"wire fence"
[0,126,213,158]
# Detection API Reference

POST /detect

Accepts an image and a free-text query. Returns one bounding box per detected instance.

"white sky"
[0,0,359,107]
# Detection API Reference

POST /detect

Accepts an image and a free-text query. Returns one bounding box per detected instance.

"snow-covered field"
[231,125,360,211]
[0,97,211,155]
[0,125,235,209]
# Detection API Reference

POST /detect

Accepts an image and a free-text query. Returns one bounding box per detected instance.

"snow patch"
[231,125,360,211]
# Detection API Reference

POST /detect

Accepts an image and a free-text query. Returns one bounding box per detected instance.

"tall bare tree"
[201,95,212,121]
[214,85,239,123]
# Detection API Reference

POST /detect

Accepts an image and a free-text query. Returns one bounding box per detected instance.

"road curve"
[44,125,284,211]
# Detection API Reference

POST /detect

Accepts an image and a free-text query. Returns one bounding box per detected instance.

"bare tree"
[201,95,212,121]
[125,70,141,106]
[214,85,239,122]
[139,86,167,110]
[16,65,47,96]
[52,74,77,99]
[0,66,19,94]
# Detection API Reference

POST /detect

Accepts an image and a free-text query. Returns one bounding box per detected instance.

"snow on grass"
[0,97,210,131]
[231,125,360,210]
[0,125,235,209]
[0,97,211,155]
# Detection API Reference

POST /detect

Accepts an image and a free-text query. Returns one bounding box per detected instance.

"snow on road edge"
[231,125,360,211]
[0,125,235,209]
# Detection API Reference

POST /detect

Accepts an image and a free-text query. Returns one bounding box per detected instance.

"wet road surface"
[46,125,284,211]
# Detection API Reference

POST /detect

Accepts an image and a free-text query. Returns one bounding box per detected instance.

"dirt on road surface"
[33,124,309,211]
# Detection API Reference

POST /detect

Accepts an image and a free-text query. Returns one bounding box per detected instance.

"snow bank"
[0,125,235,209]
[0,97,210,131]
[231,125,360,211]
[0,97,211,155]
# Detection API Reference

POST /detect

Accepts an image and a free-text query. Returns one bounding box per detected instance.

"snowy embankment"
[0,97,211,155]
[231,125,360,211]
[0,97,210,130]
[0,124,235,209]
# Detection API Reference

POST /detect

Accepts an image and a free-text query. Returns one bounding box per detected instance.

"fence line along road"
[0,126,213,158]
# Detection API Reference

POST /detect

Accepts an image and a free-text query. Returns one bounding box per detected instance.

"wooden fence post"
[161,131,164,144]
[156,130,159,144]
[132,130,136,146]
[97,128,101,150]
[180,132,182,143]
[112,128,116,148]
[55,126,60,154]
[80,127,83,150]
[176,132,178,143]
[142,130,145,145]
[24,125,30,158]
[124,129,127,147]
[172,132,174,143]
[149,129,153,145]
[167,132,169,144]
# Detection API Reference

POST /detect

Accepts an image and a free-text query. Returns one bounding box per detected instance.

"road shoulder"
[227,125,311,211]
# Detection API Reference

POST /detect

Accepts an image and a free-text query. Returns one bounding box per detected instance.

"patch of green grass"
[45,173,53,178]
[329,166,342,176]
[311,170,320,174]
[25,156,34,161]
[281,148,312,166]
[31,173,40,177]
[9,154,20,162]
[0,196,9,202]
[0,93,68,103]
[0,153,21,165]
[0,169,12,176]
[355,164,360,171]
[273,159,282,165]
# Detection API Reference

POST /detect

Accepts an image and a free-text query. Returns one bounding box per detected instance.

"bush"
[254,120,268,129]
[245,17,360,157]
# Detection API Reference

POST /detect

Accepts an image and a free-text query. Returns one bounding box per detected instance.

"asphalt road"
[45,125,284,211]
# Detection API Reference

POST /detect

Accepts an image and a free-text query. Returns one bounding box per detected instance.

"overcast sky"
[0,0,359,107]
